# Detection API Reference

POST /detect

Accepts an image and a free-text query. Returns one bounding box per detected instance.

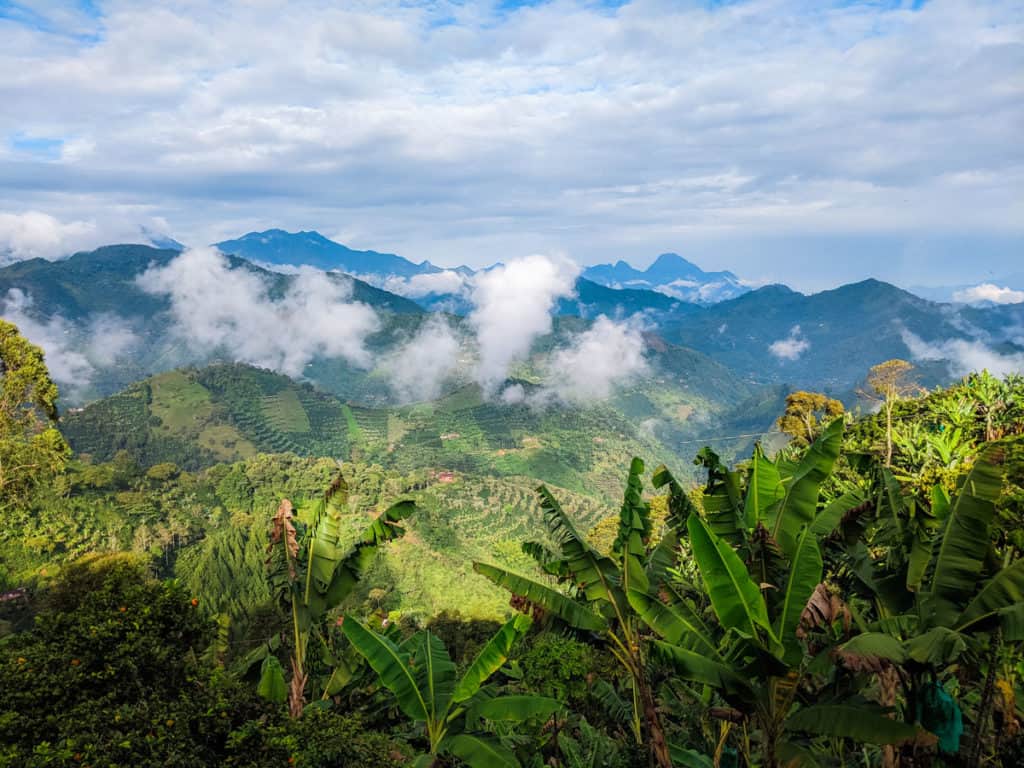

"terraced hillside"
[62,360,764,498]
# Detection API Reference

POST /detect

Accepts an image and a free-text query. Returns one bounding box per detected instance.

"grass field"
[150,371,215,431]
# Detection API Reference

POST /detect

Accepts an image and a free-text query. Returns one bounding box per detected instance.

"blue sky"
[0,0,1021,290]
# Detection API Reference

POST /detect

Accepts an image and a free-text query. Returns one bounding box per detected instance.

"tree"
[0,319,69,507]
[343,613,560,767]
[863,359,919,466]
[776,390,844,446]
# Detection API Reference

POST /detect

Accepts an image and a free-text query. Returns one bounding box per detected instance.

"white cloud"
[0,289,139,398]
[544,315,648,403]
[383,315,461,403]
[382,270,469,299]
[769,324,810,361]
[499,383,526,405]
[952,283,1024,305]
[468,254,579,392]
[901,329,1024,378]
[0,211,97,262]
[136,247,380,376]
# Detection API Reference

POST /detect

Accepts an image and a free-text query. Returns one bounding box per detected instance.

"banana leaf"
[653,640,753,700]
[537,485,623,608]
[453,614,532,703]
[688,514,773,641]
[628,585,721,659]
[412,631,456,725]
[926,451,1004,626]
[476,695,562,721]
[446,733,520,768]
[786,703,924,745]
[775,525,822,662]
[769,418,843,559]
[472,562,606,631]
[257,655,288,704]
[341,617,430,722]
[743,444,784,529]
[954,548,1024,634]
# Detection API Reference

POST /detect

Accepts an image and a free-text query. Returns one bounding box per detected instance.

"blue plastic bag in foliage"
[915,681,963,754]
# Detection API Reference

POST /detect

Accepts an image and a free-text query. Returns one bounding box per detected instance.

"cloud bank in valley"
[0,288,138,397]
[901,330,1024,378]
[382,271,469,300]
[384,315,462,403]
[136,248,380,376]
[544,316,648,404]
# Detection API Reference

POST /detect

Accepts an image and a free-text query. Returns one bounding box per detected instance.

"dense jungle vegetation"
[1,317,1023,767]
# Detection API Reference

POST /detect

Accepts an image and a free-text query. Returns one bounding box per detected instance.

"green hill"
[61,359,765,497]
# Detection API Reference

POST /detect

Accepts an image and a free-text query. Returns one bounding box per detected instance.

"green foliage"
[343,613,554,766]
[0,555,265,767]
[0,319,70,509]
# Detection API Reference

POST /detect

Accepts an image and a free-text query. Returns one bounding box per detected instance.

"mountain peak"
[650,252,697,269]
[582,251,751,304]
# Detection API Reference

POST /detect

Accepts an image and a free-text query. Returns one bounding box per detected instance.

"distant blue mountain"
[142,228,185,251]
[214,229,456,279]
[583,252,749,304]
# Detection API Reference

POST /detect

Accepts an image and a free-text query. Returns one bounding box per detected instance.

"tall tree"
[0,319,69,508]
[863,359,918,467]
[776,390,844,446]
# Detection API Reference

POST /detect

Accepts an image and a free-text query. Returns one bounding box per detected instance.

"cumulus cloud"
[544,315,648,403]
[0,211,98,263]
[468,254,579,392]
[901,330,1024,378]
[952,283,1024,305]
[0,289,139,398]
[383,315,462,403]
[769,325,810,361]
[136,247,380,376]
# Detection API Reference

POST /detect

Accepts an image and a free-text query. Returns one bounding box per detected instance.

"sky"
[0,0,1021,291]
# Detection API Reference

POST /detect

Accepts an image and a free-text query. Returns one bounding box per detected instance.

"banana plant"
[473,458,685,768]
[342,613,561,768]
[262,473,415,716]
[835,446,1022,758]
[637,420,926,767]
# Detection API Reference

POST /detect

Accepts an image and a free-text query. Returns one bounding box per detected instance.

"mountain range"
[214,229,468,280]
[1,234,1021,415]
[581,252,749,303]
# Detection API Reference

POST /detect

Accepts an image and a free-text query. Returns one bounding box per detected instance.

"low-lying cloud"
[383,315,462,403]
[136,247,380,376]
[544,315,648,404]
[382,270,469,300]
[0,288,138,398]
[952,283,1024,306]
[769,325,810,361]
[901,330,1024,378]
[469,254,579,393]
